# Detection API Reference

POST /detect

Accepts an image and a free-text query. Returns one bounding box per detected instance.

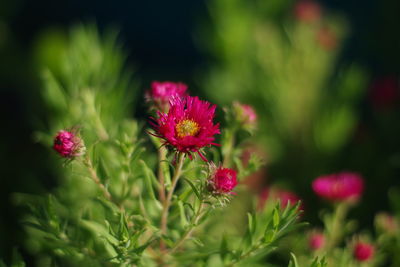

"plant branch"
[158,146,167,203]
[223,126,237,167]
[169,202,206,254]
[84,156,112,201]
[160,152,186,250]
[327,202,348,250]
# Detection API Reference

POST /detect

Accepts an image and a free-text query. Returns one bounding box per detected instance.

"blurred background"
[1,0,399,264]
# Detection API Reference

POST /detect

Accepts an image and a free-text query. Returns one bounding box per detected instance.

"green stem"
[227,242,263,267]
[223,127,237,167]
[169,202,206,254]
[327,202,348,250]
[160,153,186,250]
[84,156,112,201]
[158,146,167,203]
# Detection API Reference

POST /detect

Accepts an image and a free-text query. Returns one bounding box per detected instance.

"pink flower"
[276,190,303,209]
[208,164,238,194]
[294,1,322,23]
[233,102,257,129]
[146,81,188,112]
[151,95,220,160]
[309,232,325,251]
[353,242,374,262]
[312,172,364,202]
[53,130,85,158]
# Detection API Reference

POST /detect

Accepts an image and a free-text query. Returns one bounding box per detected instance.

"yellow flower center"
[176,119,200,138]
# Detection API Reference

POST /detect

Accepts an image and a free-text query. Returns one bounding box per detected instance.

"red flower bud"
[208,164,238,195]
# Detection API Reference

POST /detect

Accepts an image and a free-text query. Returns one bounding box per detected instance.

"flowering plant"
[11,25,311,267]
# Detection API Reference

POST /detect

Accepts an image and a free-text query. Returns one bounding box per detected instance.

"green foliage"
[201,0,367,163]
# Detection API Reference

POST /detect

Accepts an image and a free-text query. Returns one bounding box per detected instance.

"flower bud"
[375,212,398,235]
[257,187,303,211]
[294,1,322,23]
[145,81,188,112]
[353,242,374,262]
[309,232,325,251]
[53,130,85,158]
[232,101,257,131]
[208,164,238,195]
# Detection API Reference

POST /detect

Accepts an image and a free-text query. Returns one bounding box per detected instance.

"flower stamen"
[176,119,200,138]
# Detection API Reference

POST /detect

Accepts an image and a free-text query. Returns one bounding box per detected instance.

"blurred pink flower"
[146,81,188,112]
[151,96,220,161]
[258,187,303,211]
[309,232,325,251]
[316,27,337,51]
[375,212,398,234]
[53,130,85,158]
[353,242,374,262]
[312,172,364,202]
[208,165,238,195]
[294,1,322,23]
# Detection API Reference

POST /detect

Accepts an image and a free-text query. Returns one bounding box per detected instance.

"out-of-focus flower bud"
[308,231,325,251]
[232,101,257,132]
[312,172,364,203]
[145,81,187,112]
[353,242,374,262]
[294,1,322,23]
[375,212,398,235]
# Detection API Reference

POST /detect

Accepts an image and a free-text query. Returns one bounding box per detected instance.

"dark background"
[0,0,399,263]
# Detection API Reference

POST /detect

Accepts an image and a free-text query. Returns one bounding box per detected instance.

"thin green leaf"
[182,177,202,201]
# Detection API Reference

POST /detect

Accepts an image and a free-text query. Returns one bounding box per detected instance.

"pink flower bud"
[375,212,398,235]
[233,102,257,128]
[353,242,374,262]
[257,187,303,211]
[208,164,238,194]
[312,172,364,203]
[309,232,325,251]
[294,1,322,23]
[53,130,85,158]
[146,81,188,112]
[316,27,337,51]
